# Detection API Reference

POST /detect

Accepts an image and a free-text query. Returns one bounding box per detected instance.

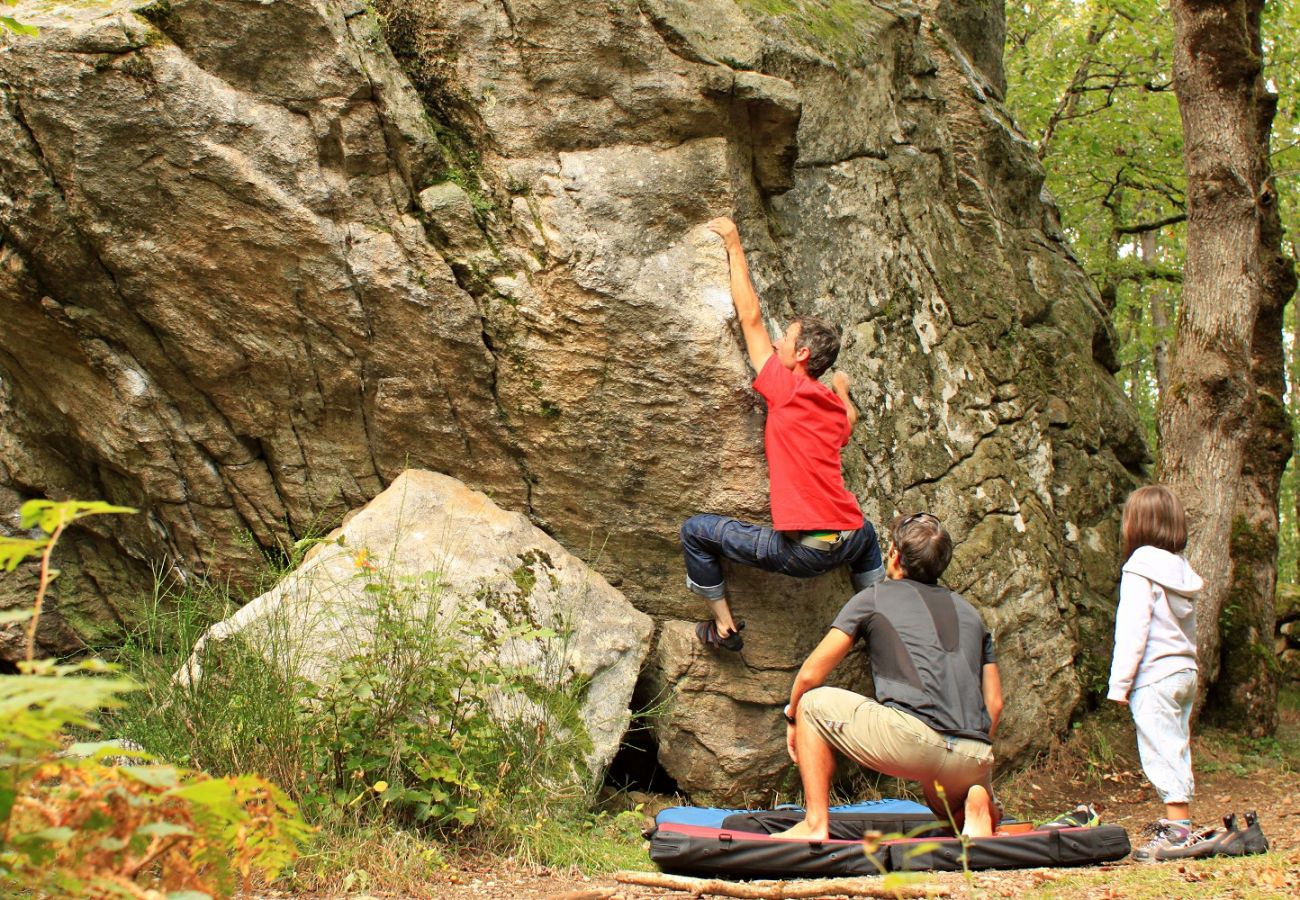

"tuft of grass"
[284,821,448,897]
[501,809,653,873]
[106,573,313,795]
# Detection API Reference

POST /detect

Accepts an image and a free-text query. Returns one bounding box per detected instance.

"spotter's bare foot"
[961,785,994,838]
[773,820,828,841]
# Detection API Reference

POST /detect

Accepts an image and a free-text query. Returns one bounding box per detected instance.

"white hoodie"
[1106,545,1204,702]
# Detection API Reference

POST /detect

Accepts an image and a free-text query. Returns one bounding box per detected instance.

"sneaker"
[1040,803,1099,829]
[1132,819,1212,862]
[696,619,744,651]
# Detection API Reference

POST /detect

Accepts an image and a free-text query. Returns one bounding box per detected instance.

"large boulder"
[0,0,1145,799]
[178,469,653,781]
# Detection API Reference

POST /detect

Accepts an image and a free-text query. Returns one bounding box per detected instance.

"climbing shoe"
[1241,810,1270,855]
[1205,811,1269,856]
[696,619,744,651]
[1192,814,1244,857]
[1132,819,1211,862]
[1039,804,1099,829]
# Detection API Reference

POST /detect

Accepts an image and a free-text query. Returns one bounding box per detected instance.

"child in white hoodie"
[1107,485,1204,862]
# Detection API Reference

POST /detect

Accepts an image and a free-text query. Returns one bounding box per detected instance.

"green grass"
[102,541,625,887]
[282,821,448,897]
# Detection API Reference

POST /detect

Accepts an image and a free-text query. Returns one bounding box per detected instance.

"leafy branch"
[1,499,135,661]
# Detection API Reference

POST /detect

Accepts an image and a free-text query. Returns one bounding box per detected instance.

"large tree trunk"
[1208,20,1297,733]
[1159,0,1271,702]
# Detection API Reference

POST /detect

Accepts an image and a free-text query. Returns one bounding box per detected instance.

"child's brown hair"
[1121,485,1188,561]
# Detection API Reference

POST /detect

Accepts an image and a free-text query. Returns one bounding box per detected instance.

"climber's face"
[774,321,810,372]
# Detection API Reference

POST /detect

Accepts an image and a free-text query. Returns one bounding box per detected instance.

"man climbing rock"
[776,513,1003,839]
[681,217,884,652]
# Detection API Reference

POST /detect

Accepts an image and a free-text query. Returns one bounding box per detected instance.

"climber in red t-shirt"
[680,217,884,652]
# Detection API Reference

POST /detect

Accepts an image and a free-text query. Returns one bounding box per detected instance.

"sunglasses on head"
[898,512,937,529]
[890,512,938,546]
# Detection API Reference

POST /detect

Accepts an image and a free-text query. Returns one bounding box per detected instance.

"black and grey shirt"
[831,578,996,743]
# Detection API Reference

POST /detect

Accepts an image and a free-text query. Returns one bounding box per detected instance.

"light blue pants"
[1130,668,1196,804]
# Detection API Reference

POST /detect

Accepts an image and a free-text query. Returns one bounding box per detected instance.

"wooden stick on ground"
[612,871,949,898]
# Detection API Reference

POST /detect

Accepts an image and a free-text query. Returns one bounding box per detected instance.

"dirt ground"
[270,698,1300,899]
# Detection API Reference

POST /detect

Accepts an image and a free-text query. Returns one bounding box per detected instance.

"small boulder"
[178,470,653,783]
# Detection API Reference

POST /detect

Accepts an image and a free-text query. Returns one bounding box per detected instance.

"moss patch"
[736,0,902,64]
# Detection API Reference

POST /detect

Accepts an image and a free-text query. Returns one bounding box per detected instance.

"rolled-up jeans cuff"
[686,575,726,600]
[851,565,886,592]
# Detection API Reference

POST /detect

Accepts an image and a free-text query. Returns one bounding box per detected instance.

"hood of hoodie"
[1123,545,1203,616]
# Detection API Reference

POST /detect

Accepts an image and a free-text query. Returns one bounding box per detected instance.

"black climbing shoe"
[696,619,745,651]
[1199,811,1270,858]
[1241,811,1269,855]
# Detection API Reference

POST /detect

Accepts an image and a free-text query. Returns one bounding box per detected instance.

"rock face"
[0,0,1145,798]
[177,469,654,781]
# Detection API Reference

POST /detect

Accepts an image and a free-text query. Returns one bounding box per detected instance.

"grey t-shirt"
[831,578,996,743]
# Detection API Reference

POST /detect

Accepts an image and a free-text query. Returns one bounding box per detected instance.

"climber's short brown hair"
[793,315,842,379]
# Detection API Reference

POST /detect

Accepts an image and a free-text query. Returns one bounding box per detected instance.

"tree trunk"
[1294,294,1300,587]
[1142,231,1172,405]
[1159,0,1270,703]
[1208,25,1298,734]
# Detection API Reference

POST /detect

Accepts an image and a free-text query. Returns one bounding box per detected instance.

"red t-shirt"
[753,356,864,531]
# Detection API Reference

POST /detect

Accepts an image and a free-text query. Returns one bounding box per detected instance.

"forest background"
[1006,0,1297,552]
[1004,0,1300,723]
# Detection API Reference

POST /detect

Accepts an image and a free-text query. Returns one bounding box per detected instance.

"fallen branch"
[612,871,949,898]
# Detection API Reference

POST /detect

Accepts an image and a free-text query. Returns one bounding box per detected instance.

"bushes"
[0,500,309,899]
[3,495,615,892]
[112,545,598,864]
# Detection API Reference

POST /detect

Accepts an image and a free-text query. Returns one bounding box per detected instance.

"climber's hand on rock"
[832,371,851,394]
[707,216,741,250]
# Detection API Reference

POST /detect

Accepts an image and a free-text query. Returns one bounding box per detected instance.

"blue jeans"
[679,514,884,600]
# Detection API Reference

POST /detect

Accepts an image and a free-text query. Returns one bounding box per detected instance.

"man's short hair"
[793,315,841,378]
[890,513,952,584]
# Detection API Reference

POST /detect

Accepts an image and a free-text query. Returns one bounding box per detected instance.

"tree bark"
[1207,17,1297,734]
[1294,295,1300,587]
[1158,0,1271,703]
[1142,231,1172,405]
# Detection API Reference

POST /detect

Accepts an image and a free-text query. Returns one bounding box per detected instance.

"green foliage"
[111,550,597,862]
[1,500,136,574]
[1006,1,1300,593]
[0,0,38,38]
[1006,1,1188,447]
[0,499,308,898]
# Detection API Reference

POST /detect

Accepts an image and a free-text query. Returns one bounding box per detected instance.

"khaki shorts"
[799,686,994,808]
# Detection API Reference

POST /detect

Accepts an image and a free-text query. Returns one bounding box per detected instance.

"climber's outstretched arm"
[708,217,773,372]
